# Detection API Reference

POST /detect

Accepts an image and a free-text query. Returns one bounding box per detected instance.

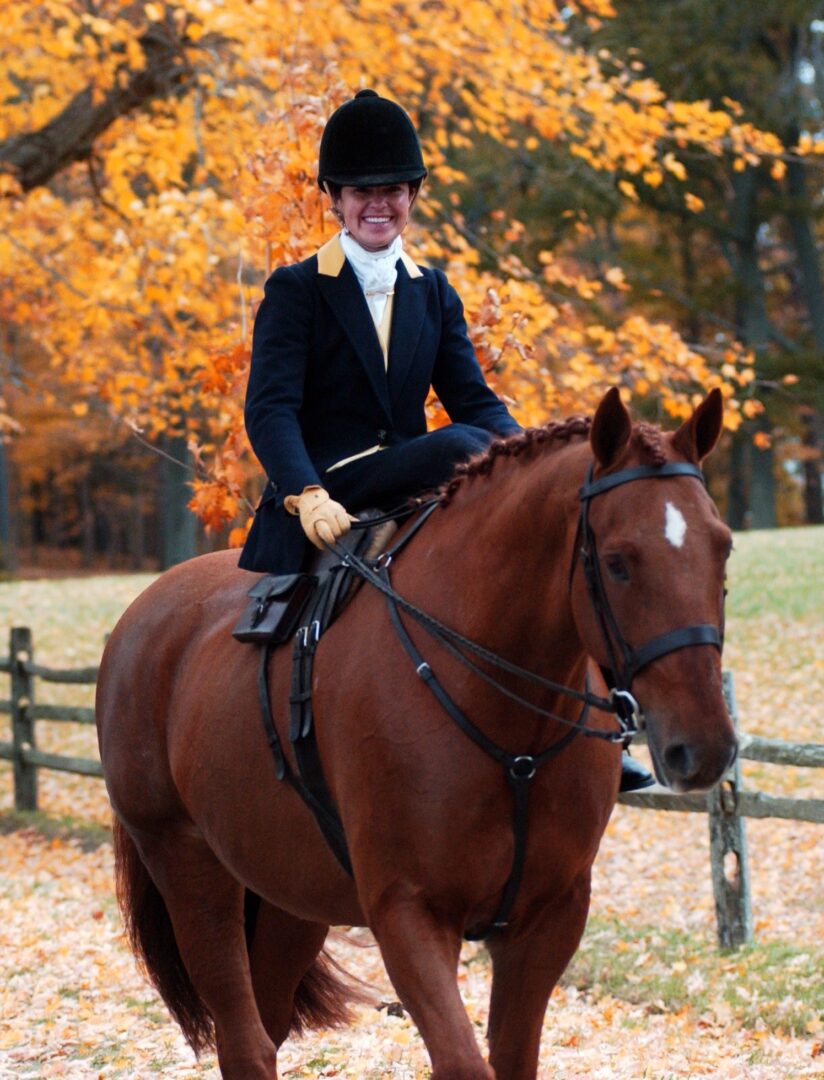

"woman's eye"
[604,554,630,582]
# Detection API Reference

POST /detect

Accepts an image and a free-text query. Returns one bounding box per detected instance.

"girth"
[256,504,438,881]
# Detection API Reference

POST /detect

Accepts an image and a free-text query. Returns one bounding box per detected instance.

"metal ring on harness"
[509,755,537,781]
[608,688,641,728]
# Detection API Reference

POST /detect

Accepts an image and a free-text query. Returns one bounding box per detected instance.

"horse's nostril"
[663,742,695,779]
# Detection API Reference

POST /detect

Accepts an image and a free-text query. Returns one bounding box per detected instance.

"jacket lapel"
[316,237,392,423]
[388,254,429,405]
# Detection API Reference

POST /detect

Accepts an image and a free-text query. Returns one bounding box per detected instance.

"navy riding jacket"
[238,236,520,573]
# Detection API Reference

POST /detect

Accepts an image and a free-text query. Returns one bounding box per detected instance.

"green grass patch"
[563,915,824,1035]
[0,808,111,850]
[726,526,823,620]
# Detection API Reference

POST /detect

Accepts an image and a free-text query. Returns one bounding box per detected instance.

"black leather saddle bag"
[232,573,317,644]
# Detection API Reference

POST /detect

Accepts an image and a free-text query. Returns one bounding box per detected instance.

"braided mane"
[438,416,592,506]
[438,414,669,506]
[633,422,668,466]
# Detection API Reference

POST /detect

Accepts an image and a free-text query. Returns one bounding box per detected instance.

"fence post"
[10,626,36,811]
[708,670,752,949]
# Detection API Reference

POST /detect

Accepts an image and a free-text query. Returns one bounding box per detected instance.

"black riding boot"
[620,752,654,792]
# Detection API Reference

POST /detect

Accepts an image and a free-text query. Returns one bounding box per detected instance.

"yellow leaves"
[742,399,765,419]
[604,266,630,292]
[753,431,772,450]
[770,159,787,181]
[663,152,686,181]
[0,173,23,198]
[643,168,663,188]
[1,0,793,540]
[189,479,239,531]
[618,180,639,202]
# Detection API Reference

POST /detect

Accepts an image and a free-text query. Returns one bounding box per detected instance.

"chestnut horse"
[96,388,736,1079]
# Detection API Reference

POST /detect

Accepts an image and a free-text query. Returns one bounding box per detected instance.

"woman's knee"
[428,424,491,458]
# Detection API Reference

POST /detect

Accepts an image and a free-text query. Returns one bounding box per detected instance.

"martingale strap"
[382,566,585,940]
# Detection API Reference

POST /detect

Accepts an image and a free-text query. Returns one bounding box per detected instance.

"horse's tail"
[244,891,372,1038]
[290,944,373,1037]
[113,817,215,1054]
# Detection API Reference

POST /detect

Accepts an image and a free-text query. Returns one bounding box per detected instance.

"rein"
[329,457,723,937]
[272,456,725,938]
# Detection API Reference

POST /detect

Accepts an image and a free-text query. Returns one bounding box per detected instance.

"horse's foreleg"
[486,875,592,1080]
[133,826,279,1080]
[370,890,495,1080]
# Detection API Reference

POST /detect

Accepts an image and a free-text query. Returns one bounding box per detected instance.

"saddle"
[232,512,397,646]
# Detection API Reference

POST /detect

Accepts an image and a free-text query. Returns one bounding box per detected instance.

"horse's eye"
[604,554,630,582]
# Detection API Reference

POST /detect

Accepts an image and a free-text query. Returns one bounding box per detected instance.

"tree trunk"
[159,433,196,569]
[129,492,146,570]
[785,156,824,525]
[750,418,777,530]
[727,432,749,530]
[81,474,95,569]
[801,409,823,525]
[726,167,775,528]
[0,440,16,574]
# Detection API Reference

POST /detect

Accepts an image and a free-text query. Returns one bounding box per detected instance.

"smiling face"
[332,183,416,251]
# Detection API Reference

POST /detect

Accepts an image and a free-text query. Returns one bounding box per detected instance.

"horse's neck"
[401,440,589,684]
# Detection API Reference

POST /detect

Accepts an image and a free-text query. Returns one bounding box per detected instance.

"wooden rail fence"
[1,627,822,949]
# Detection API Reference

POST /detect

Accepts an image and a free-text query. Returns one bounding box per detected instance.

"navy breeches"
[324,423,493,512]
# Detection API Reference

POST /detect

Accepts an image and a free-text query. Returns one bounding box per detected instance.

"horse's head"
[571,388,737,792]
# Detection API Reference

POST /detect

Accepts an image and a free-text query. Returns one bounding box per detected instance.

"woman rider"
[239,89,652,792]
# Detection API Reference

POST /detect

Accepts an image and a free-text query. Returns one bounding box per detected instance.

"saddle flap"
[246,573,307,600]
[233,573,317,644]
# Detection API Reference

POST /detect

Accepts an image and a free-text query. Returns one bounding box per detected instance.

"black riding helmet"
[317,89,427,190]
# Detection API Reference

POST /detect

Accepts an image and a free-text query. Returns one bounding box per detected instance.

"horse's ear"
[672,388,724,463]
[591,387,632,467]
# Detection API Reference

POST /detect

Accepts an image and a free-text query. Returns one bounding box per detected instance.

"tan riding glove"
[284,486,354,549]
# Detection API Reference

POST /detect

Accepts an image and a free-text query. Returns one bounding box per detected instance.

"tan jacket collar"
[316,233,423,279]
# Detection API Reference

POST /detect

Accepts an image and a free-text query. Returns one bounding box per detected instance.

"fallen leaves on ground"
[0,531,822,1078]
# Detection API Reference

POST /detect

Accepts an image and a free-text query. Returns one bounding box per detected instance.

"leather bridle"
[576,462,724,734]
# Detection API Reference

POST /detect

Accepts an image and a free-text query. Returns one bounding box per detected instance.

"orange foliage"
[0,0,779,539]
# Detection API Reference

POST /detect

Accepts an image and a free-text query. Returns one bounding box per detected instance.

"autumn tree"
[573,0,824,526]
[2,0,796,563]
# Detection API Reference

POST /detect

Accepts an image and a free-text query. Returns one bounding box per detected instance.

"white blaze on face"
[664,501,687,548]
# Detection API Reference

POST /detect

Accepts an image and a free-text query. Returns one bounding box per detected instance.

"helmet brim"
[319,167,427,189]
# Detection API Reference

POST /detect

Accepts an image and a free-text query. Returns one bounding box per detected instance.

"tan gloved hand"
[285,486,353,549]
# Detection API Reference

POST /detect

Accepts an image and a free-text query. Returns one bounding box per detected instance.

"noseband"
[576,462,724,732]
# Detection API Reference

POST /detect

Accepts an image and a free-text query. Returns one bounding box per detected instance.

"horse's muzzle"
[648,728,738,793]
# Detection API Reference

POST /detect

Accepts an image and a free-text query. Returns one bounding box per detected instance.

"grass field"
[0,526,821,1077]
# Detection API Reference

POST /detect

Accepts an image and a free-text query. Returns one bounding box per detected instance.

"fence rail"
[1,627,822,949]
